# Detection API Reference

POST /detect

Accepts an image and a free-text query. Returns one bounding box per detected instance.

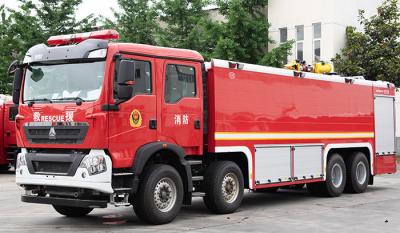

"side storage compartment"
[293,145,323,180]
[255,146,291,184]
[374,95,397,174]
[254,144,324,185]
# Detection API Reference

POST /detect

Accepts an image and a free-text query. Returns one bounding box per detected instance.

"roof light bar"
[47,29,119,46]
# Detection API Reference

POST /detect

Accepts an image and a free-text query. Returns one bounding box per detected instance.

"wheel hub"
[154,177,177,212]
[331,163,343,188]
[221,173,239,204]
[356,161,367,184]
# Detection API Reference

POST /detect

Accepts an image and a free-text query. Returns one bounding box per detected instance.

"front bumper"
[22,194,108,208]
[16,149,113,194]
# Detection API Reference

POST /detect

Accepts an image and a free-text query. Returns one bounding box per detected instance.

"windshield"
[23,61,105,103]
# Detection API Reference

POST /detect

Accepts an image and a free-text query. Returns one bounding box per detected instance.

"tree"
[211,0,293,66]
[332,0,400,85]
[157,0,209,49]
[0,5,15,93]
[106,0,159,44]
[258,40,294,67]
[212,0,271,64]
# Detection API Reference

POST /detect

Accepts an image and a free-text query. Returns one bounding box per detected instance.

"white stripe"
[215,132,374,140]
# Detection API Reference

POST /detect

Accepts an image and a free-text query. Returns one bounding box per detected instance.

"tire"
[203,161,244,214]
[133,164,183,225]
[52,205,93,217]
[322,153,347,197]
[345,152,370,193]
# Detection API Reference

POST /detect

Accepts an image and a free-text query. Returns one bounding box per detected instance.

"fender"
[131,142,193,192]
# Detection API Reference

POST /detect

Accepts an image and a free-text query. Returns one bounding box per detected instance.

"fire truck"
[0,95,18,170]
[12,30,397,224]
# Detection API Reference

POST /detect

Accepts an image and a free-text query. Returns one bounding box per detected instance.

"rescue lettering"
[33,111,74,122]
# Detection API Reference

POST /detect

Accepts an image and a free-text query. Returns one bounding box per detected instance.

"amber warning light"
[47,29,119,46]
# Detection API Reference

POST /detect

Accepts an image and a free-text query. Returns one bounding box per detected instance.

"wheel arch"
[132,142,193,194]
[324,143,374,178]
[215,146,253,189]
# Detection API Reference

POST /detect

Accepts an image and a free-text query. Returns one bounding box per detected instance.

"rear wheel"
[323,153,346,197]
[203,161,244,214]
[52,205,93,217]
[133,164,183,225]
[345,152,369,193]
[308,153,346,197]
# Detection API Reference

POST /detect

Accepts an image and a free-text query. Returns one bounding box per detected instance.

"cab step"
[187,160,202,166]
[113,172,134,176]
[192,192,205,197]
[113,187,132,192]
[192,176,204,181]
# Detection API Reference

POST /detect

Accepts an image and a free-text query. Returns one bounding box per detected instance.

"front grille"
[24,122,89,144]
[26,152,85,176]
[32,161,72,174]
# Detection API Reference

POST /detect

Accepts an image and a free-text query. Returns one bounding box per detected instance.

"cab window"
[165,64,196,103]
[114,59,152,99]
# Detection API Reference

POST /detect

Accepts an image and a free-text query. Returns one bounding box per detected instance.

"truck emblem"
[130,109,142,128]
[48,127,56,139]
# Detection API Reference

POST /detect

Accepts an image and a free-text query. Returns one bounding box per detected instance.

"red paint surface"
[375,155,397,174]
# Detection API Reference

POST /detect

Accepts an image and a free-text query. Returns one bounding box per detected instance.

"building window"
[279,28,287,43]
[296,25,304,61]
[313,23,321,62]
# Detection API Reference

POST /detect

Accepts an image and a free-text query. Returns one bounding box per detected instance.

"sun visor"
[23,39,108,64]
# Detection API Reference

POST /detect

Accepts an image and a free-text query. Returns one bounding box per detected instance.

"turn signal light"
[47,29,119,46]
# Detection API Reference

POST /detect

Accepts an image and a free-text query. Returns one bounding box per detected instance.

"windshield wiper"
[25,98,52,105]
[51,97,85,106]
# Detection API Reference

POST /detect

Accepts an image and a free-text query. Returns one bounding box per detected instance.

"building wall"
[267,0,385,65]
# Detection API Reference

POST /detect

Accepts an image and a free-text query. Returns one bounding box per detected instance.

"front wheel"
[133,164,183,225]
[52,205,93,217]
[203,161,244,214]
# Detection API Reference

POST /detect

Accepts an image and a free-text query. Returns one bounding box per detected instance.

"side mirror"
[12,68,23,105]
[117,85,134,100]
[116,60,136,101]
[7,60,20,75]
[118,60,136,85]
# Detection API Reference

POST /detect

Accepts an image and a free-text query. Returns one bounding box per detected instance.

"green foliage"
[212,0,271,64]
[0,0,97,94]
[332,0,400,85]
[0,5,15,93]
[106,0,159,44]
[259,40,294,67]
[157,0,209,49]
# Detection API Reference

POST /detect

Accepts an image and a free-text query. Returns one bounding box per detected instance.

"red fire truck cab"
[0,95,18,170]
[12,30,397,224]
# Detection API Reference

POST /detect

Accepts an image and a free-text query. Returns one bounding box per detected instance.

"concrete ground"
[0,167,399,233]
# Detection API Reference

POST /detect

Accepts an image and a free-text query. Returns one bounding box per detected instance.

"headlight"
[79,154,107,176]
[16,154,26,170]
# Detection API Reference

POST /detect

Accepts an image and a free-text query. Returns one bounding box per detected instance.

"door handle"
[194,120,201,129]
[149,119,157,129]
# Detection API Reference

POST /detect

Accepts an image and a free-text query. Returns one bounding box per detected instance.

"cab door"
[159,60,203,155]
[108,54,157,168]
